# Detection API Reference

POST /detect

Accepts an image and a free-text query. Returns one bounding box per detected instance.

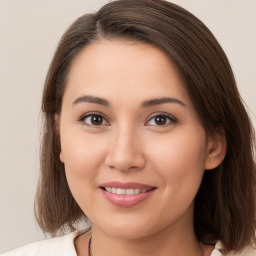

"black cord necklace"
[88,236,92,256]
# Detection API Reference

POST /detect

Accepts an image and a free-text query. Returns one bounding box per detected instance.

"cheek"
[60,131,107,205]
[153,137,207,175]
[147,128,207,203]
[61,129,106,175]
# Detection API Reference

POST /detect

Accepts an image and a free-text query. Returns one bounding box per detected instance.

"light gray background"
[0,0,255,253]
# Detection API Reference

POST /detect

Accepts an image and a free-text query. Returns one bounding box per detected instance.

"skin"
[58,39,226,256]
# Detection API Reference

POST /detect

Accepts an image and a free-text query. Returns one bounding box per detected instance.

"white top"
[1,230,256,256]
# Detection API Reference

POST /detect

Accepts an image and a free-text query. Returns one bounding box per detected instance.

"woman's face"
[59,39,218,239]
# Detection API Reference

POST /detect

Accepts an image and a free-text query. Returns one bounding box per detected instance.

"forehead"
[64,39,191,107]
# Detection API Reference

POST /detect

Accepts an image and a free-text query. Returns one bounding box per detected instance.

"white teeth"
[126,189,134,195]
[104,187,152,195]
[105,187,112,192]
[116,188,125,195]
[134,188,140,194]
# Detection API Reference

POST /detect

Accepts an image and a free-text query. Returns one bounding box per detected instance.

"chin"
[92,217,157,240]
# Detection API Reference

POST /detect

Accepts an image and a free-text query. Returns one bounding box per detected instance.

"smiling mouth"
[100,187,156,195]
[99,183,157,207]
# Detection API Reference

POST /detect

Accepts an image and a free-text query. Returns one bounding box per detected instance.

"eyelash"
[78,112,177,127]
[78,112,110,127]
[146,112,177,127]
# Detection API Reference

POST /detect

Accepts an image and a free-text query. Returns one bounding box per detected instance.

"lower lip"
[101,189,156,208]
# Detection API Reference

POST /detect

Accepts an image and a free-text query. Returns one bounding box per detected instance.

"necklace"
[88,236,92,256]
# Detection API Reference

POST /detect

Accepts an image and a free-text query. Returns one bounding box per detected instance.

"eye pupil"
[91,115,103,125]
[155,116,167,125]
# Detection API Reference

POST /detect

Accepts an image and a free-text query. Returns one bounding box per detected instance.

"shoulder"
[226,245,256,256]
[213,241,256,256]
[0,230,87,256]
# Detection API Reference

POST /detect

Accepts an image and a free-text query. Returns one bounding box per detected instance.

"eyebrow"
[141,97,186,108]
[73,95,110,106]
[72,95,186,108]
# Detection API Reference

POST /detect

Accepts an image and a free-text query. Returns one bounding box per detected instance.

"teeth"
[126,189,134,195]
[104,187,152,195]
[105,187,112,192]
[134,188,140,194]
[116,188,125,195]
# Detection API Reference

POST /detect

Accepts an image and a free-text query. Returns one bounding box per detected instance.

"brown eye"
[82,114,108,126]
[146,114,176,126]
[155,115,168,125]
[91,115,104,125]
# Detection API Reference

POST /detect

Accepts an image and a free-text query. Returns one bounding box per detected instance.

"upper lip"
[99,181,156,189]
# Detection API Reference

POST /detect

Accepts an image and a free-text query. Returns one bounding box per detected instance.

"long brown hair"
[35,0,256,252]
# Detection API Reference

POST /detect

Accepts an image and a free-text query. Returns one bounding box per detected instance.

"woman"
[2,0,256,255]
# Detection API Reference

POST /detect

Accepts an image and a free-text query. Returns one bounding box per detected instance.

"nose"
[105,126,146,172]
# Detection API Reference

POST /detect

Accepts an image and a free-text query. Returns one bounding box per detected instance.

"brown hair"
[35,0,256,252]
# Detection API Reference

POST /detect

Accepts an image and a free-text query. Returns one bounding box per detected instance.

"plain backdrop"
[0,0,255,253]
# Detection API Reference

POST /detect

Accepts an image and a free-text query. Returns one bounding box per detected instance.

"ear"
[54,113,64,163]
[60,152,64,163]
[205,131,227,170]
